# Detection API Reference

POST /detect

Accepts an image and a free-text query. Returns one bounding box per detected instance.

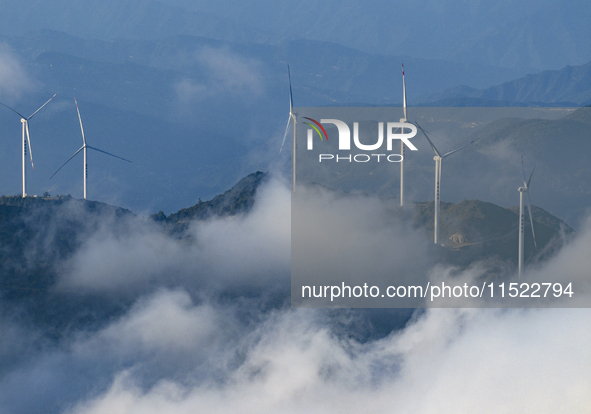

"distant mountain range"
[422,61,591,106]
[1,28,591,216]
[177,0,591,71]
[3,29,532,110]
[0,29,541,214]
[0,0,272,45]
[436,107,591,227]
[1,0,590,71]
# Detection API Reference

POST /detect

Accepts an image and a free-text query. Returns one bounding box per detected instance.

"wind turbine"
[518,157,537,278]
[400,63,408,206]
[279,65,297,193]
[415,123,479,245]
[50,98,131,199]
[0,93,57,197]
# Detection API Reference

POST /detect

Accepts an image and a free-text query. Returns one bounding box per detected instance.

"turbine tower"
[0,93,57,197]
[518,157,537,278]
[50,98,131,199]
[400,63,408,206]
[416,123,479,245]
[279,65,297,193]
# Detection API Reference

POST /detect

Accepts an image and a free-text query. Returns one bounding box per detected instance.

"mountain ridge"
[0,171,575,340]
[0,171,573,271]
[422,61,591,106]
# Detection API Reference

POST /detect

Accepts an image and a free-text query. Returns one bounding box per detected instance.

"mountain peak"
[157,171,269,228]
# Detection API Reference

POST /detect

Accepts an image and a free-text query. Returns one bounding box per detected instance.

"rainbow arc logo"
[303,117,328,141]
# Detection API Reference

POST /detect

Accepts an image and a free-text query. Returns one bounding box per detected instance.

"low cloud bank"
[0,175,590,413]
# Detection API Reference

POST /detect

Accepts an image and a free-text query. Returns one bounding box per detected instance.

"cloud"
[64,307,591,414]
[0,44,33,101]
[77,290,222,355]
[188,176,291,284]
[56,176,291,294]
[56,219,187,293]
[291,184,433,306]
[174,47,264,105]
[1,174,591,414]
[59,182,591,414]
[529,214,591,304]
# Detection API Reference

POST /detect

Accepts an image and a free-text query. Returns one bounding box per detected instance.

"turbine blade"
[74,98,86,146]
[415,122,441,157]
[288,65,294,112]
[279,115,291,154]
[521,156,528,187]
[25,122,34,170]
[442,137,480,158]
[27,93,57,120]
[526,191,538,250]
[50,147,84,179]
[402,63,407,120]
[87,145,132,162]
[527,166,536,189]
[0,102,26,119]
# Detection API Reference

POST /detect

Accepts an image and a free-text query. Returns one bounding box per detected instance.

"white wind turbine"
[50,98,131,199]
[518,157,537,278]
[400,63,408,206]
[415,123,479,245]
[279,65,297,192]
[0,93,57,197]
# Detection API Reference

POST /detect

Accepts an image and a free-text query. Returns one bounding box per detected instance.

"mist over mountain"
[0,174,589,413]
[0,171,574,326]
